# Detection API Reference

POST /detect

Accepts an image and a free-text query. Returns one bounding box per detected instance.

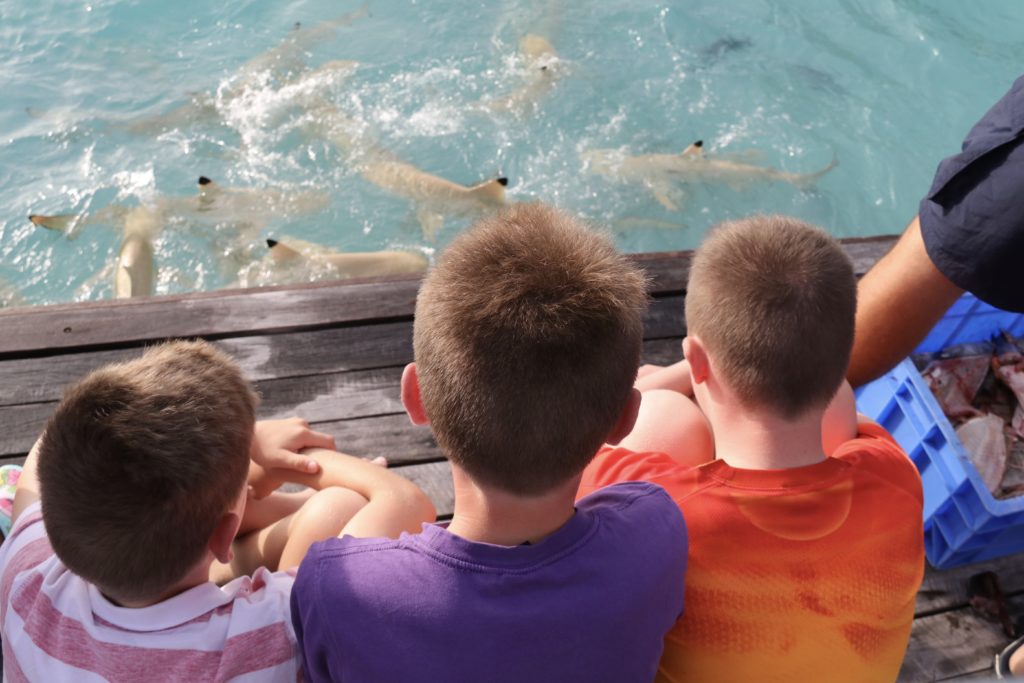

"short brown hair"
[38,340,258,603]
[414,203,648,495]
[685,215,856,418]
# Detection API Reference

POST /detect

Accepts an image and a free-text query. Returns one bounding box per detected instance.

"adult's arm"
[847,215,964,388]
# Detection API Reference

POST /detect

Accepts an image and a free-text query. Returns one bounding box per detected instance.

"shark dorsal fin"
[682,140,704,157]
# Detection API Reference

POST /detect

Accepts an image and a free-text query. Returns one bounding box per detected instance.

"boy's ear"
[209,510,242,565]
[683,336,710,385]
[606,387,641,445]
[401,363,430,426]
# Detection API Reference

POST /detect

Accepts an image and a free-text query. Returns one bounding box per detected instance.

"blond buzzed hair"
[414,203,648,496]
[685,215,856,419]
[38,340,258,603]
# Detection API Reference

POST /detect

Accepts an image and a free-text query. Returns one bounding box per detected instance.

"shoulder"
[579,445,702,502]
[832,422,923,503]
[293,534,412,601]
[579,480,681,516]
[579,481,687,546]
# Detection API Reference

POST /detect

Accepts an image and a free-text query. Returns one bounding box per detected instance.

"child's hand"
[249,418,336,498]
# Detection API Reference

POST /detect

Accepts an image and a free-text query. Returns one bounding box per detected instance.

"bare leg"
[238,489,315,535]
[618,389,715,467]
[230,487,369,576]
[1011,645,1023,675]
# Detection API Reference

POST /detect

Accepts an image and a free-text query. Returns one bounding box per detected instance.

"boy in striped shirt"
[0,340,434,682]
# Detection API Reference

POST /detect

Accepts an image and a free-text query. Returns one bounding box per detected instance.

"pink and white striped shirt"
[0,503,301,682]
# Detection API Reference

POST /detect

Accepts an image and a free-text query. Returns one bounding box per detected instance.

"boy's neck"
[709,401,827,471]
[446,465,579,546]
[107,559,213,608]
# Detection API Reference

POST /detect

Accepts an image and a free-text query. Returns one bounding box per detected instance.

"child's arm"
[285,449,436,539]
[247,417,336,499]
[634,359,694,396]
[11,439,42,526]
[228,450,435,574]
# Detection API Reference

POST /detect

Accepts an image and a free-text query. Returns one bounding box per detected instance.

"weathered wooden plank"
[315,413,439,465]
[0,276,422,357]
[844,234,898,275]
[898,595,1022,682]
[644,295,686,339]
[255,367,404,423]
[643,337,684,366]
[0,322,415,408]
[938,669,1002,681]
[393,460,454,518]
[632,250,690,295]
[0,298,683,408]
[0,238,895,359]
[0,366,408,458]
[916,553,1024,616]
[0,404,52,458]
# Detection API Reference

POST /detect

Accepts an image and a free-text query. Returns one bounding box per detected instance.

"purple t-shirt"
[291,481,687,683]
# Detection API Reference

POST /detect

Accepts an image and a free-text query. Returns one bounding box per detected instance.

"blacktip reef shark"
[265,237,429,278]
[29,177,331,297]
[228,1,369,94]
[30,206,157,299]
[112,1,368,136]
[307,102,508,241]
[359,156,508,242]
[481,34,564,117]
[582,140,838,211]
[30,177,330,237]
[120,59,359,136]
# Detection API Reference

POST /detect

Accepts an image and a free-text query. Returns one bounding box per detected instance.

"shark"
[482,34,563,117]
[306,102,508,241]
[228,2,369,94]
[119,58,360,136]
[265,237,428,278]
[30,177,330,235]
[359,156,507,241]
[113,2,367,136]
[29,177,331,297]
[29,206,157,299]
[582,140,838,211]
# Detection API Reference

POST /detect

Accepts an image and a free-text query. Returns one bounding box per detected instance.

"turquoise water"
[2,0,1023,305]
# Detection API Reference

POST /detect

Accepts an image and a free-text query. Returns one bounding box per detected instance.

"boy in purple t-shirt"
[291,203,687,682]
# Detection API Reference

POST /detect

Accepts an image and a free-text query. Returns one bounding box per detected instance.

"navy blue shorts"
[919,75,1024,311]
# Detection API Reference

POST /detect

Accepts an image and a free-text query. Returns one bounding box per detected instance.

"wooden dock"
[0,234,1018,681]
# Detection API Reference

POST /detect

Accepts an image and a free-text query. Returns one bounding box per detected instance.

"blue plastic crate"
[855,293,1024,569]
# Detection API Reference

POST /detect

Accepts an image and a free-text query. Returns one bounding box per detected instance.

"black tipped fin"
[266,239,278,248]
[496,177,509,187]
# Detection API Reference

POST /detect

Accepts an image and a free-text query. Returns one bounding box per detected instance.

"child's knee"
[299,487,367,524]
[618,389,714,467]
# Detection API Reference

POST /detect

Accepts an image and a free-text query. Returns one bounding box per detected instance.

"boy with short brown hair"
[1,340,434,681]
[580,215,925,683]
[291,203,688,683]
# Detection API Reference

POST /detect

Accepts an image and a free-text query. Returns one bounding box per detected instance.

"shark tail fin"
[29,214,79,233]
[469,177,508,204]
[794,154,839,190]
